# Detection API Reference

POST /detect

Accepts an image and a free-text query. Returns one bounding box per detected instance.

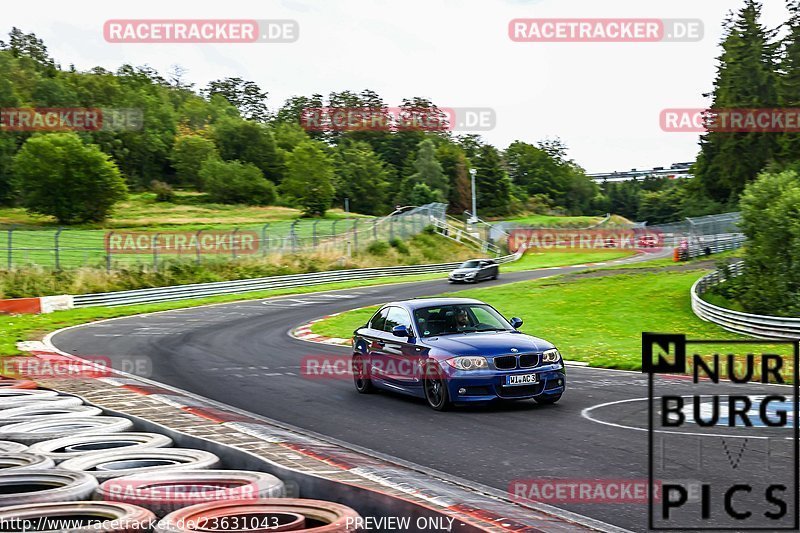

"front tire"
[353,355,375,394]
[424,365,450,411]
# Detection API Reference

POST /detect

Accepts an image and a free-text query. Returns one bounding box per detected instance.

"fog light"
[558,379,563,385]
[458,388,466,395]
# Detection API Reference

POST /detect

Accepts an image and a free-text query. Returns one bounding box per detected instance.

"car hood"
[451,268,479,274]
[424,331,555,356]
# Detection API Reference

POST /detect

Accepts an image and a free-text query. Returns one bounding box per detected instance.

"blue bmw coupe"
[351,297,566,410]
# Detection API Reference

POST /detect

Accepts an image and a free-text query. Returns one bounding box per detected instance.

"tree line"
[6,15,785,226]
[0,27,679,224]
[694,0,800,202]
[697,1,800,315]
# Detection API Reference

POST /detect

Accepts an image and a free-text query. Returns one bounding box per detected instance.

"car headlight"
[445,356,489,371]
[542,349,562,363]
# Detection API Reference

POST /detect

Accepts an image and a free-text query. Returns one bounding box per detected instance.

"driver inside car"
[455,308,471,331]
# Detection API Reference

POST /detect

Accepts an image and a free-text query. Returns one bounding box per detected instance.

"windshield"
[413,304,512,337]
[459,260,481,269]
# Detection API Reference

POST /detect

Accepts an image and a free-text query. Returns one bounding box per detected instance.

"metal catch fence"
[0,204,450,272]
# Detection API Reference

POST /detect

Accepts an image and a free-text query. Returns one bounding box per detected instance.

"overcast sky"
[4,0,793,172]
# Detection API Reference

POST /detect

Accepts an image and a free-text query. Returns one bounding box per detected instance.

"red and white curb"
[291,314,352,346]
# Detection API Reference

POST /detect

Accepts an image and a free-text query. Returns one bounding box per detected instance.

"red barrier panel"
[0,298,41,315]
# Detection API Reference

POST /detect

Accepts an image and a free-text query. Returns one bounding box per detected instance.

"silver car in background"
[448,259,499,283]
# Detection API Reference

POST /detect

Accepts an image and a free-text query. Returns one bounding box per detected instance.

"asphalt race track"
[51,254,797,532]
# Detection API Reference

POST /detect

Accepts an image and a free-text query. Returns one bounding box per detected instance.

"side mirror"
[510,317,523,329]
[392,325,412,338]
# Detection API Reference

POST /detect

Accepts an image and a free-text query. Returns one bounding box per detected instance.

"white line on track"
[581,396,786,440]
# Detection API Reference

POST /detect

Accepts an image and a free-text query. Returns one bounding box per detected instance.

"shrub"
[366,240,390,256]
[12,133,127,224]
[738,170,800,315]
[199,158,277,205]
[389,238,409,254]
[150,180,175,202]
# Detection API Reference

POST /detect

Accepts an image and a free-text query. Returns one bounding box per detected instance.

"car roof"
[383,297,485,310]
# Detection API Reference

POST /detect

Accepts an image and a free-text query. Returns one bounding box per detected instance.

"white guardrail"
[691,261,800,340]
[72,251,524,308]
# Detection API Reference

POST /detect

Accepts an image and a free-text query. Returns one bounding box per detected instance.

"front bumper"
[448,274,476,282]
[443,365,566,402]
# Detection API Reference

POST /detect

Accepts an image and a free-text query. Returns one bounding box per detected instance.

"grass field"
[0,192,368,230]
[585,249,743,272]
[311,268,743,369]
[501,250,634,272]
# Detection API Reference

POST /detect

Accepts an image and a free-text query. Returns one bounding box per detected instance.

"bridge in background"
[588,162,693,183]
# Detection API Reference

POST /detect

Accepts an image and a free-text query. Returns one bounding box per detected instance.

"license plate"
[506,373,539,386]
